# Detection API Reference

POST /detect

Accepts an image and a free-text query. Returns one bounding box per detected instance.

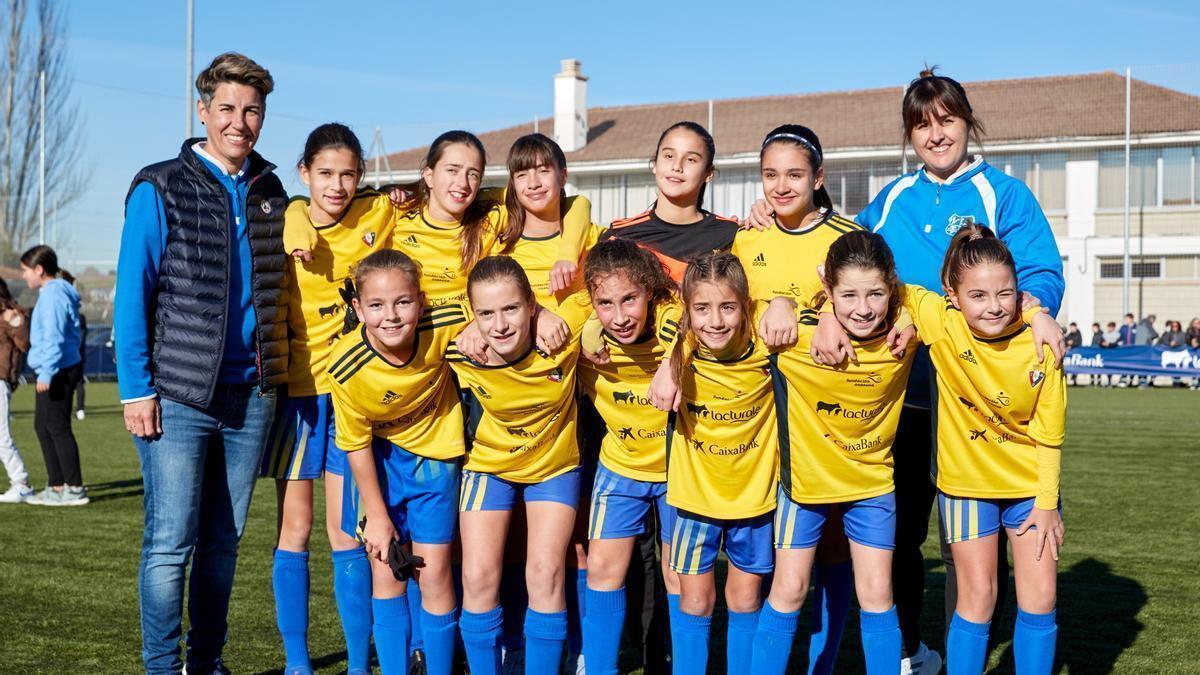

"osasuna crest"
[260,200,273,215]
[1029,369,1045,387]
[362,232,377,247]
[945,213,976,236]
[547,368,564,383]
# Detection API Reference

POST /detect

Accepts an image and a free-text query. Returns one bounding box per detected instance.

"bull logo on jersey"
[945,214,976,236]
[618,427,635,441]
[613,390,635,403]
[362,232,377,247]
[816,401,842,415]
[686,402,710,418]
[1029,369,1045,387]
[318,303,341,318]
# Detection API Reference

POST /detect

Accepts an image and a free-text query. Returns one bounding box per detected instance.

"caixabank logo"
[686,435,761,457]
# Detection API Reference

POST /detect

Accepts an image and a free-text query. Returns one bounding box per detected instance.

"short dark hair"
[196,52,274,107]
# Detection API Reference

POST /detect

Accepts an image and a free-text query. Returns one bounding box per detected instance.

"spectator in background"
[1158,320,1184,348]
[1089,322,1105,347]
[1119,313,1137,346]
[1103,322,1121,348]
[1136,314,1159,346]
[1188,318,1200,349]
[1065,322,1083,385]
[0,280,32,503]
[75,313,87,421]
[20,245,86,506]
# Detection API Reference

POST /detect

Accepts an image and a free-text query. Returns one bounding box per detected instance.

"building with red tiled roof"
[366,62,1200,329]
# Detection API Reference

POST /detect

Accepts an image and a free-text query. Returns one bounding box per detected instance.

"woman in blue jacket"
[21,245,86,507]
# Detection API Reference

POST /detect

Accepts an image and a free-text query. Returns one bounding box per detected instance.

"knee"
[770,571,810,610]
[585,551,624,590]
[956,572,998,613]
[278,512,313,552]
[725,582,763,614]
[662,562,682,596]
[462,563,501,602]
[855,573,892,611]
[526,556,565,602]
[679,587,715,617]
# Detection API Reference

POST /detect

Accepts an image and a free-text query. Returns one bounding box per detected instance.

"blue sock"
[420,607,459,675]
[372,596,412,675]
[1014,608,1057,675]
[947,612,990,675]
[667,592,681,618]
[750,600,800,675]
[272,549,311,669]
[525,608,568,673]
[670,605,712,675]
[460,606,504,675]
[808,561,852,675]
[565,568,587,656]
[727,609,760,675]
[408,580,424,653]
[859,606,902,675]
[583,586,626,675]
[330,547,373,673]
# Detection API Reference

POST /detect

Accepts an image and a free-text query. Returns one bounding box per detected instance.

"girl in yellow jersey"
[256,124,394,675]
[448,256,591,675]
[660,252,778,675]
[751,231,915,675]
[574,239,680,675]
[329,250,469,675]
[902,225,1065,675]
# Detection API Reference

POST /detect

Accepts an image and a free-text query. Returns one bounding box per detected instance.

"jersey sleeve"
[996,182,1065,317]
[550,288,595,335]
[655,302,683,349]
[901,284,949,345]
[283,200,318,253]
[1028,355,1066,510]
[329,375,374,453]
[556,194,595,263]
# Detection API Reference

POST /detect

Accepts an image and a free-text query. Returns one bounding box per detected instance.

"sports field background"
[0,384,1195,674]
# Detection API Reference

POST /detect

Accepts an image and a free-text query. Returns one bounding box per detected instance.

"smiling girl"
[601,121,739,284]
[256,124,395,675]
[903,225,1064,675]
[447,256,592,675]
[328,249,469,675]
[661,252,778,675]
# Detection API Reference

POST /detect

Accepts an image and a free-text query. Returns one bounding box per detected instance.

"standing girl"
[904,225,1064,675]
[449,256,591,675]
[659,251,778,675]
[329,249,469,675]
[577,239,680,675]
[258,123,394,675]
[751,231,914,675]
[601,121,739,283]
[21,245,85,506]
[0,280,32,503]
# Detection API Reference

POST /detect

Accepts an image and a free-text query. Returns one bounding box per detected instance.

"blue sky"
[57,0,1200,268]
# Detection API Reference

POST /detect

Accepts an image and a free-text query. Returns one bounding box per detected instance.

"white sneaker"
[76,409,85,421]
[565,651,585,674]
[901,642,943,675]
[0,483,34,503]
[501,647,524,675]
[58,486,89,506]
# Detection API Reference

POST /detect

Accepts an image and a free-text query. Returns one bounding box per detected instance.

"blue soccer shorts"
[937,492,1063,544]
[588,462,676,542]
[669,509,774,575]
[458,467,581,512]
[260,393,346,479]
[342,438,461,545]
[774,488,897,551]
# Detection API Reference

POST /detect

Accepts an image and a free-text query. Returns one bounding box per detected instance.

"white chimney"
[554,59,588,152]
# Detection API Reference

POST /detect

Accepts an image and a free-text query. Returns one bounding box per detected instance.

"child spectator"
[0,279,32,503]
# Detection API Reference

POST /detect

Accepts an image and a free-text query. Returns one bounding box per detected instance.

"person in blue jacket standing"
[116,52,289,675]
[21,245,85,507]
[846,67,1065,674]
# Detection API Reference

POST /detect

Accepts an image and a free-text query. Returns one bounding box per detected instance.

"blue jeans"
[135,384,275,674]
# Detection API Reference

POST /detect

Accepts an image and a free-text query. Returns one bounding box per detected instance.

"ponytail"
[940,224,1015,293]
[760,124,833,212]
[20,245,73,285]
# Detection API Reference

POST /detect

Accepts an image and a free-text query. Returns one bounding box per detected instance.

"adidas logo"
[400,234,420,248]
[381,389,400,404]
[958,349,977,365]
[752,252,767,267]
[474,385,491,399]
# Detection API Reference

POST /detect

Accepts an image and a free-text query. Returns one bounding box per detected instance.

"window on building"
[993,152,1066,210]
[1162,146,1194,206]
[1098,256,1163,279]
[1099,146,1200,208]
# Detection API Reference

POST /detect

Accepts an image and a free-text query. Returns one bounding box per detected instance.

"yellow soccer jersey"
[904,286,1066,509]
[286,191,397,396]
[579,302,680,482]
[391,207,503,307]
[733,211,864,308]
[509,224,603,309]
[772,312,916,503]
[328,304,468,459]
[666,330,778,520]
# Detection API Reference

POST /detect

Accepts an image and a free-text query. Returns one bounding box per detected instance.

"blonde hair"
[670,251,752,384]
[195,52,274,107]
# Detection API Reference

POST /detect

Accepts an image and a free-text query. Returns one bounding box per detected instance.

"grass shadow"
[249,649,355,674]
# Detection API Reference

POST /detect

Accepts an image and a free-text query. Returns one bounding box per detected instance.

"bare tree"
[0,0,86,262]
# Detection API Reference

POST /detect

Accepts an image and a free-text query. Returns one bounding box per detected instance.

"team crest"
[362,231,377,247]
[260,200,273,215]
[1029,369,1045,387]
[945,213,975,236]
[547,368,564,383]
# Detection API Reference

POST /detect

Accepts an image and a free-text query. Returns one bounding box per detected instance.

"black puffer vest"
[125,139,288,408]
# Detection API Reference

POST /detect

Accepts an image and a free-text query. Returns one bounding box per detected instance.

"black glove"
[358,515,425,581]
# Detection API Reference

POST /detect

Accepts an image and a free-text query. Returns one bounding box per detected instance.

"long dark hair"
[823,231,902,329]
[760,124,833,212]
[501,133,568,253]
[404,130,494,272]
[299,122,365,174]
[20,245,74,284]
[652,121,715,210]
[941,224,1015,293]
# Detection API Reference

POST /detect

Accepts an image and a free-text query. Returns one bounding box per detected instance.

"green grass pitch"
[0,383,1195,673]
